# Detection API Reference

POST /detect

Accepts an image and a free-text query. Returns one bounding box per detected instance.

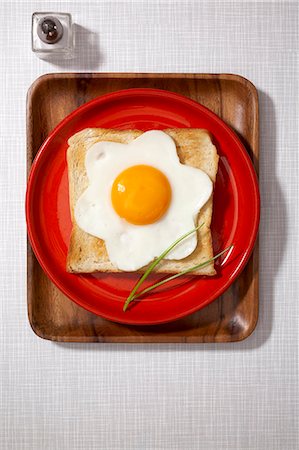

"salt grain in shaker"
[32,12,74,59]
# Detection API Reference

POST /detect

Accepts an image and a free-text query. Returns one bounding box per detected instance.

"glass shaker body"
[32,12,74,59]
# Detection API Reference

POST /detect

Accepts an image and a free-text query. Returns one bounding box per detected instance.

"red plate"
[26,88,260,325]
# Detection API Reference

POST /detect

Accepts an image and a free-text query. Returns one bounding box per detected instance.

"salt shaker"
[32,12,74,59]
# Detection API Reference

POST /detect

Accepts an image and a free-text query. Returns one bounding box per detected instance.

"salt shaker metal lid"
[37,16,64,44]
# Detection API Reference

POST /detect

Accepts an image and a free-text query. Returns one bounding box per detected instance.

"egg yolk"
[111,165,172,225]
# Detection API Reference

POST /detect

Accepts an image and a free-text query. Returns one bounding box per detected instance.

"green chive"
[123,223,204,312]
[131,246,232,301]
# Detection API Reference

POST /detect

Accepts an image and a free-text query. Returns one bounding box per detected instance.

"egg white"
[75,130,213,271]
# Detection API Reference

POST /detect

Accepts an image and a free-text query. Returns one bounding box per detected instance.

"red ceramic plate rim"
[26,88,260,325]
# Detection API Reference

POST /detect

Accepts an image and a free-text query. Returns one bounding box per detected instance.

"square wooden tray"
[27,73,259,343]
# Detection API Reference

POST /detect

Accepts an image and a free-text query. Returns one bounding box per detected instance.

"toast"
[66,128,219,275]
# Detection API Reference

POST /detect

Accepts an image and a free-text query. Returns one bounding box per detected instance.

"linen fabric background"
[0,1,298,449]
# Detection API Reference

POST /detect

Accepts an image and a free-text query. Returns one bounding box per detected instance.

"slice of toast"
[66,128,219,275]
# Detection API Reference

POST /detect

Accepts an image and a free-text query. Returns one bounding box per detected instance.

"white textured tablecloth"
[0,1,298,449]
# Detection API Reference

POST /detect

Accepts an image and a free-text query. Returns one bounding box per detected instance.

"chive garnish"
[129,246,232,302]
[123,224,234,313]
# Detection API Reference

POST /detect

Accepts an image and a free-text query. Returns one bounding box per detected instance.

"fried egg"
[75,130,213,271]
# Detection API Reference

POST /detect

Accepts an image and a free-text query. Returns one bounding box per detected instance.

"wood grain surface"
[27,73,259,343]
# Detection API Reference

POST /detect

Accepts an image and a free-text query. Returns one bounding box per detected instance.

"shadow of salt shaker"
[32,12,74,60]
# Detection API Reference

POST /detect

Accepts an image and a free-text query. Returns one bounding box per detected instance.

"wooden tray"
[27,73,259,343]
